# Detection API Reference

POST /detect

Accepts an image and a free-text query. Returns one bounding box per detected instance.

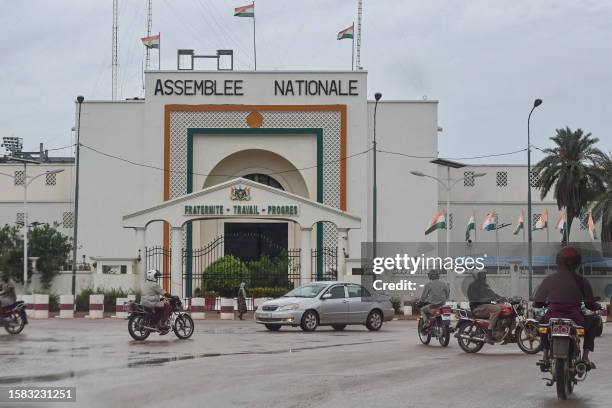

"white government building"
[1,69,607,300]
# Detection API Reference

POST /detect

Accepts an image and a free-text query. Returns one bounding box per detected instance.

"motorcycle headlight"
[277,303,299,311]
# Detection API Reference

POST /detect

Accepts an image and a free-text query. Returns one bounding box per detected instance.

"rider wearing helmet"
[534,246,599,368]
[419,270,450,327]
[467,270,505,343]
[142,269,171,330]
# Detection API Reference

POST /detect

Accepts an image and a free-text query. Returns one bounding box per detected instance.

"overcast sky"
[1,0,610,164]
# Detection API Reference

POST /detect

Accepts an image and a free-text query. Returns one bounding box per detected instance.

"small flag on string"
[234,3,254,17]
[337,24,354,40]
[512,211,524,235]
[425,210,446,235]
[141,34,160,49]
[465,213,475,241]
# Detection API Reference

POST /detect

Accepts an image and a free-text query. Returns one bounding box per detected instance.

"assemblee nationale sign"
[153,79,359,97]
[184,204,299,217]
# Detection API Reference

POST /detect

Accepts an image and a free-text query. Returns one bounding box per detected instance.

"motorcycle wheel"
[128,315,151,341]
[457,322,485,353]
[4,310,26,335]
[555,358,571,400]
[417,318,431,345]
[438,322,450,347]
[516,322,542,354]
[173,314,194,340]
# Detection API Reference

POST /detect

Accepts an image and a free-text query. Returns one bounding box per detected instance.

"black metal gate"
[183,233,301,298]
[145,246,171,287]
[311,247,338,281]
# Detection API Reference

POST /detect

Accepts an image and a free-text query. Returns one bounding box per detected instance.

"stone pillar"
[86,294,104,319]
[33,294,49,319]
[337,228,349,278]
[171,226,183,297]
[300,228,312,284]
[58,294,74,318]
[135,227,146,285]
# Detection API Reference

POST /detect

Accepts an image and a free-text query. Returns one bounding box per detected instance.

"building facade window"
[16,212,24,226]
[496,171,508,187]
[464,171,475,187]
[63,212,74,228]
[14,170,25,186]
[529,170,541,188]
[243,173,284,190]
[45,172,57,186]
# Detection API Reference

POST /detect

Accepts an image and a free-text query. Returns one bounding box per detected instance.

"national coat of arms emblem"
[230,185,251,201]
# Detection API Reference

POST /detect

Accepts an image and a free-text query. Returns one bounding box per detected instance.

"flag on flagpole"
[533,209,548,230]
[555,211,567,235]
[425,210,446,235]
[141,34,160,49]
[512,211,524,235]
[588,211,598,240]
[234,3,254,17]
[481,212,496,231]
[465,213,475,241]
[337,24,354,40]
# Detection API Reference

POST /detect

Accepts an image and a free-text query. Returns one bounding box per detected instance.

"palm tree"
[591,152,612,244]
[533,127,605,242]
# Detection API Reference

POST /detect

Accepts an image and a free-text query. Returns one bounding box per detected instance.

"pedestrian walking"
[237,282,247,320]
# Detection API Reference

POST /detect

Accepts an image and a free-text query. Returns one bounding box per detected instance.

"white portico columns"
[135,227,146,285]
[170,226,183,296]
[300,228,313,283]
[337,228,349,278]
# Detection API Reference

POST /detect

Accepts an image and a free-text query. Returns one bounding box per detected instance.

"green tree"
[0,225,23,281]
[591,152,612,244]
[0,223,71,288]
[533,127,605,242]
[28,224,72,289]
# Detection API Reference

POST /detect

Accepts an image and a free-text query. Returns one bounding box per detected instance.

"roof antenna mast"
[356,0,363,70]
[112,0,119,100]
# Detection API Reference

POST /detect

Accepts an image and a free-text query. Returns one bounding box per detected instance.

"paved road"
[1,319,610,408]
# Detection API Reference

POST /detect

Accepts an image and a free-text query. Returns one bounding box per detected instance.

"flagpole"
[495,212,500,274]
[158,32,161,70]
[351,22,355,71]
[252,2,257,71]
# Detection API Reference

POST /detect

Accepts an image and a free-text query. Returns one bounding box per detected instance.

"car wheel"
[300,310,319,332]
[332,324,346,331]
[366,310,383,331]
[265,324,281,331]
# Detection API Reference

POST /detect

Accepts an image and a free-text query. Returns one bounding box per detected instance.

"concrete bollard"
[253,297,267,311]
[18,295,34,319]
[402,300,412,316]
[85,294,104,319]
[58,294,74,318]
[190,298,206,320]
[112,297,128,319]
[220,297,234,320]
[33,294,49,319]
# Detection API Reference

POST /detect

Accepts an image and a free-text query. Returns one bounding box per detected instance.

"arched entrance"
[124,178,360,298]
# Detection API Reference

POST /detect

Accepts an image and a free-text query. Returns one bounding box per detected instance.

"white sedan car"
[254,281,395,332]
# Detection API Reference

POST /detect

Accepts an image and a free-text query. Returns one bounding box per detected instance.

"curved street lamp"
[527,98,543,299]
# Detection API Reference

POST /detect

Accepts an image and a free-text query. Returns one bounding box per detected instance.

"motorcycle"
[416,302,453,347]
[537,318,588,400]
[2,301,28,334]
[126,295,194,341]
[454,296,541,354]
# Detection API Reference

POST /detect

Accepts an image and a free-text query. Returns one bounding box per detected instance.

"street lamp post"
[372,92,382,261]
[527,98,542,299]
[410,165,486,299]
[0,166,64,287]
[72,95,84,296]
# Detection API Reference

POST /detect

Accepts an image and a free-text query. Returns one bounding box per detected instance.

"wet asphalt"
[1,319,611,408]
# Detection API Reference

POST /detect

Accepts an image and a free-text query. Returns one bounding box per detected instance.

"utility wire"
[376,147,528,160]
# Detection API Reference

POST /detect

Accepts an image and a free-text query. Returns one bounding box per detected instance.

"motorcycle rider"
[534,246,599,369]
[467,271,505,343]
[141,269,171,330]
[0,276,17,321]
[419,270,449,328]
